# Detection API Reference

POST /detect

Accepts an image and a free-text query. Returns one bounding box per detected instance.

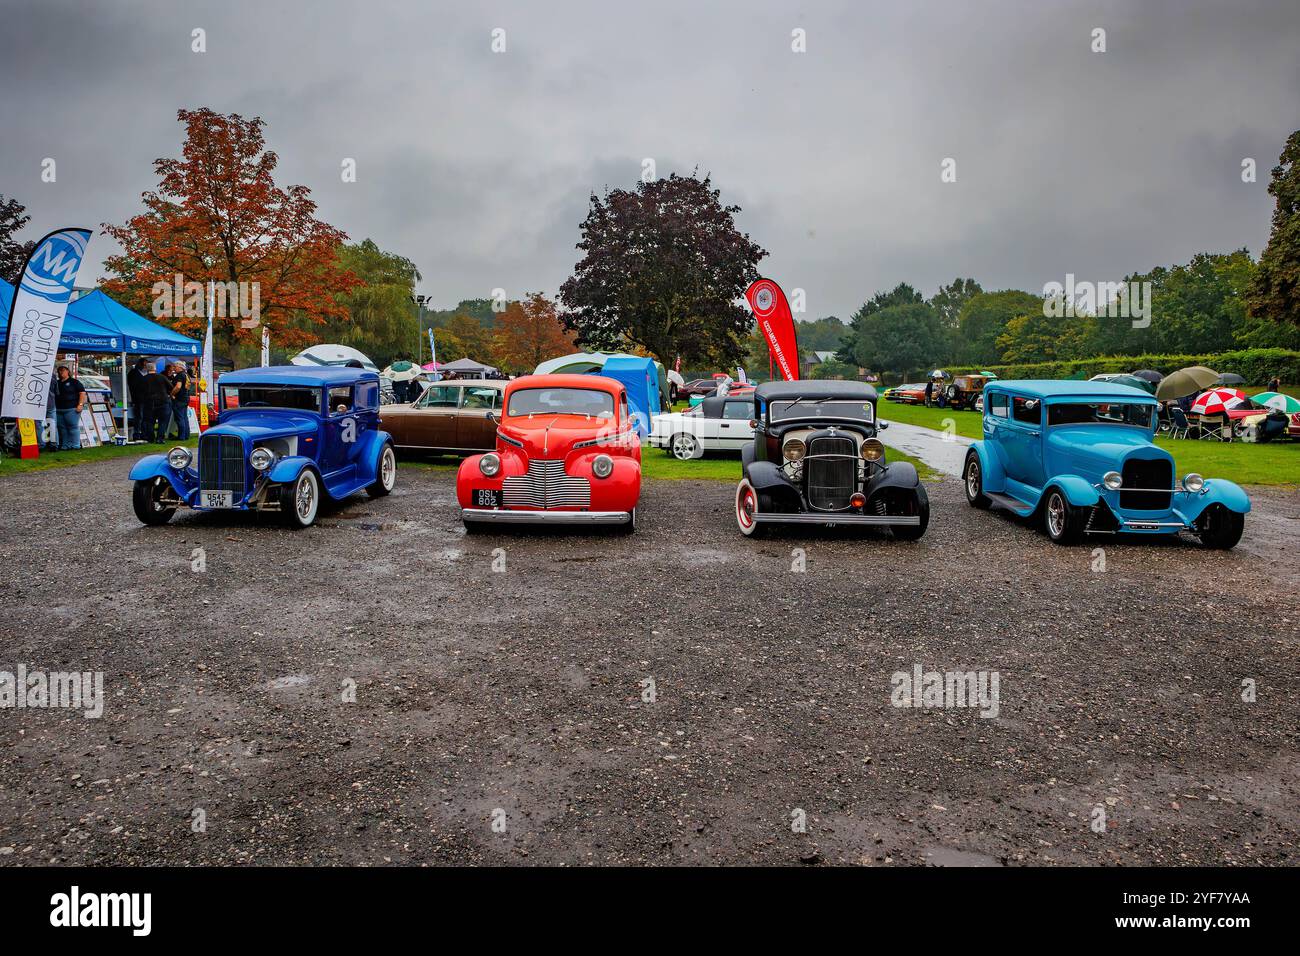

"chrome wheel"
[379,446,396,490]
[736,479,760,536]
[1046,492,1065,538]
[296,476,315,520]
[966,459,980,499]
[671,433,700,460]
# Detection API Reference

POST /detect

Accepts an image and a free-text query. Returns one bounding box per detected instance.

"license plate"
[472,488,502,508]
[200,490,233,509]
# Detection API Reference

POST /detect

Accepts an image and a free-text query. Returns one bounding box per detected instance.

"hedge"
[936,349,1300,386]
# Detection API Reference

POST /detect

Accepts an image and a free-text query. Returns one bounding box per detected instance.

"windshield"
[506,387,615,419]
[220,384,321,413]
[1048,402,1155,428]
[768,397,875,424]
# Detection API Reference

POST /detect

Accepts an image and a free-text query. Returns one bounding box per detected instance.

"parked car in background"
[650,392,756,459]
[129,366,397,529]
[678,379,719,402]
[1290,412,1300,439]
[735,380,929,539]
[963,380,1250,548]
[884,383,927,404]
[379,379,507,454]
[457,374,641,532]
[942,374,993,410]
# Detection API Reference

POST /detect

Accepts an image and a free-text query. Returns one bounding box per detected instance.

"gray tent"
[441,357,497,378]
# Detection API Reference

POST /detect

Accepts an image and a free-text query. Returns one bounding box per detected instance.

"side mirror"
[879,421,890,430]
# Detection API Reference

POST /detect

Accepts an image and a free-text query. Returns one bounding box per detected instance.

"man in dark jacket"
[167,362,192,440]
[52,365,87,450]
[127,357,151,441]
[143,362,173,442]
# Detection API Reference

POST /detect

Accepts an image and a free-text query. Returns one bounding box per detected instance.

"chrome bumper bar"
[462,508,630,525]
[1117,519,1188,530]
[754,513,920,526]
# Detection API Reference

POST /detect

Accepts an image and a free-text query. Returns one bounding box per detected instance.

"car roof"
[755,379,878,402]
[219,365,378,387]
[990,379,1157,401]
[506,372,624,395]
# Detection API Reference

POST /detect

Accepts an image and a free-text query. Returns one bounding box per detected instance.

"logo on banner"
[19,231,88,304]
[755,287,774,313]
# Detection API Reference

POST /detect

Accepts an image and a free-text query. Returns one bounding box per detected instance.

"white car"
[650,393,756,459]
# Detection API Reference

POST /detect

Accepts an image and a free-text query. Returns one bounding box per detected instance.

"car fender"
[1047,473,1101,509]
[1181,479,1251,519]
[266,455,318,485]
[357,428,394,480]
[868,460,919,492]
[967,440,1006,492]
[128,455,193,497]
[743,459,802,512]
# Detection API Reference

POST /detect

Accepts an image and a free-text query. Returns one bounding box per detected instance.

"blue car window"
[1012,396,1041,425]
[328,386,354,415]
[988,393,1008,418]
[357,382,378,410]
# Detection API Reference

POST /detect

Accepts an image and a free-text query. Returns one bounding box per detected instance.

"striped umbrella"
[1252,391,1300,414]
[1190,388,1249,415]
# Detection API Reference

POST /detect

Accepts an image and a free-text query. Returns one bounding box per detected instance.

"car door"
[1002,393,1045,489]
[415,384,461,448]
[455,385,499,449]
[323,384,359,483]
[718,399,755,449]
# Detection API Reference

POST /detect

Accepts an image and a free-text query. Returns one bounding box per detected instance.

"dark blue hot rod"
[964,380,1250,548]
[129,366,397,529]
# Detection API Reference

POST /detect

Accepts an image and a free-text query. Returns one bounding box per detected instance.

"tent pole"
[121,349,129,442]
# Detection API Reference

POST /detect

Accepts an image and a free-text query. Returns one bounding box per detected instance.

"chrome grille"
[806,436,857,510]
[1120,458,1172,511]
[503,459,591,509]
[198,434,246,495]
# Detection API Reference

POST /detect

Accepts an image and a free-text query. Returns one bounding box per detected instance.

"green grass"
[0,438,198,478]
[878,399,1298,486]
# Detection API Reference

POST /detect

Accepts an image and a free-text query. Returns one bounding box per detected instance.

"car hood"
[1046,425,1171,474]
[499,415,618,458]
[206,411,320,440]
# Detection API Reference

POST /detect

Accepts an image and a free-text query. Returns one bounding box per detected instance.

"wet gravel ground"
[0,457,1297,866]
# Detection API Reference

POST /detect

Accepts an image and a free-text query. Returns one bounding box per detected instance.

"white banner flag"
[201,283,214,406]
[1,228,92,420]
[261,327,269,367]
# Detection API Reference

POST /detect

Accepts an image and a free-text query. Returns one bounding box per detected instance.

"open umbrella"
[1191,388,1248,415]
[1131,369,1163,384]
[382,360,421,382]
[929,369,948,378]
[1215,372,1246,386]
[1156,366,1219,401]
[1093,373,1156,394]
[979,371,999,379]
[1252,391,1300,414]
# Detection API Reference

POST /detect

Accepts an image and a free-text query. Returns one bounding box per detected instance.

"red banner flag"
[744,278,799,381]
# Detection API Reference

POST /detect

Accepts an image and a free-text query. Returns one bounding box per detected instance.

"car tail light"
[850,493,866,508]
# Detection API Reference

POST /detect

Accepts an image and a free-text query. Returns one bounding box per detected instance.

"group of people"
[127,358,192,444]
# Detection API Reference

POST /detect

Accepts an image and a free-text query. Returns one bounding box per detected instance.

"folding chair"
[1197,413,1231,442]
[1167,406,1191,440]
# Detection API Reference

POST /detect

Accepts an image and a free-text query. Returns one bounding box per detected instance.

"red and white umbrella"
[1190,387,1248,415]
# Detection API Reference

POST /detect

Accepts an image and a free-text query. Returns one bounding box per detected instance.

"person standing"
[143,362,172,442]
[1266,375,1281,393]
[168,362,191,441]
[52,365,87,451]
[127,357,150,441]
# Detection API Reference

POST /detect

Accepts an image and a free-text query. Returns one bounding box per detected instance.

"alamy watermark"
[1,665,104,718]
[152,275,261,328]
[890,664,999,718]
[1043,274,1151,328]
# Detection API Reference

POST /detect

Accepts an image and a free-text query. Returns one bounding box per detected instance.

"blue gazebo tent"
[599,355,659,437]
[0,279,122,351]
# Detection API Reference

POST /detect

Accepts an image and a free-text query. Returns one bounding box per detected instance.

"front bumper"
[461,508,631,526]
[754,512,920,526]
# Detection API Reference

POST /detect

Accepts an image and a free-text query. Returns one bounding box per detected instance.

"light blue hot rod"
[129,366,397,529]
[963,381,1249,548]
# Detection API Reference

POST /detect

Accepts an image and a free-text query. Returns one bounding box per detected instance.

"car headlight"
[861,438,884,462]
[249,447,275,472]
[1103,470,1123,491]
[783,438,806,462]
[167,446,192,470]
[479,453,501,477]
[1183,472,1204,493]
[592,454,613,479]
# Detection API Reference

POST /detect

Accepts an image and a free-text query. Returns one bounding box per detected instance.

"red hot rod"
[456,373,642,533]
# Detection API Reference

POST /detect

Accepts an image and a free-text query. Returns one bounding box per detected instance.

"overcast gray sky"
[2,0,1297,320]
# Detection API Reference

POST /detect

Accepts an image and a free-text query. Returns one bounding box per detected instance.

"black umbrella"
[1215,372,1245,386]
[1131,369,1163,384]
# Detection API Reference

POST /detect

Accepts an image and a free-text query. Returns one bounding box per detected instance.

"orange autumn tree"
[102,108,359,355]
[492,292,577,374]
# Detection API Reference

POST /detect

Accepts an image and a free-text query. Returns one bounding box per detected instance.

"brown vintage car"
[378,379,507,453]
[940,374,993,410]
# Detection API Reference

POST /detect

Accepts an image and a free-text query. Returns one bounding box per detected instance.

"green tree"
[796,315,850,352]
[955,290,1042,364]
[1248,129,1300,331]
[0,193,36,285]
[438,312,496,364]
[838,283,924,362]
[316,239,421,367]
[559,172,766,367]
[852,302,944,379]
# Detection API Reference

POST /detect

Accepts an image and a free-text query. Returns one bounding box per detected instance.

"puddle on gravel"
[268,674,312,690]
[921,845,1002,867]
